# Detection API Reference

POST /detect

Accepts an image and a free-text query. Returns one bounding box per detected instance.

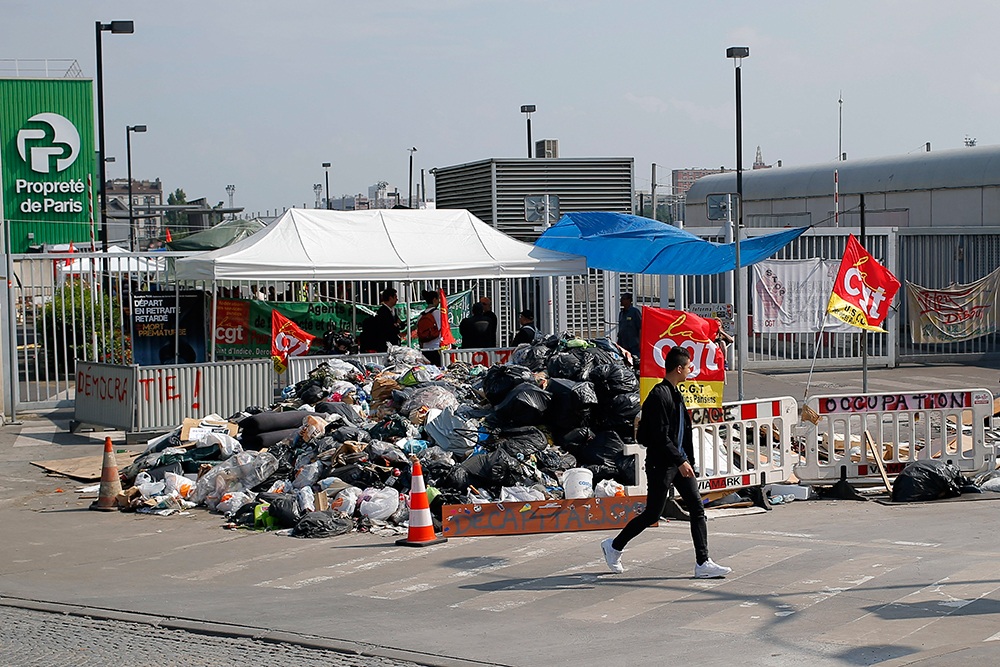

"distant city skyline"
[3,1,996,215]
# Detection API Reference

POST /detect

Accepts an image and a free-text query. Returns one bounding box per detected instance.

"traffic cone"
[396,459,447,547]
[90,436,122,512]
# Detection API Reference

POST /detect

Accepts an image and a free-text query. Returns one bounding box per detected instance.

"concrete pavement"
[3,362,1000,667]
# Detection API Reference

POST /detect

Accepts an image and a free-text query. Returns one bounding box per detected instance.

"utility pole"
[650,164,657,221]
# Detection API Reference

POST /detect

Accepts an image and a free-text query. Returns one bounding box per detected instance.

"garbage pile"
[115,338,642,537]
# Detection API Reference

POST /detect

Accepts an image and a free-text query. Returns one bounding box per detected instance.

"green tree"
[165,188,188,237]
[43,279,130,376]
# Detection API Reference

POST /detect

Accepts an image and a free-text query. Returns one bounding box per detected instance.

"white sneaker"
[695,558,732,579]
[601,538,624,573]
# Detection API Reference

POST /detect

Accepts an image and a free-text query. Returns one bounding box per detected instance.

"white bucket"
[563,467,594,499]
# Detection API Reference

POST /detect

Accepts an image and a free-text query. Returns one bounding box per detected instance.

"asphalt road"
[4,362,1000,667]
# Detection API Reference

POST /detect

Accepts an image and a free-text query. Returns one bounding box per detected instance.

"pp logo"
[16,113,80,173]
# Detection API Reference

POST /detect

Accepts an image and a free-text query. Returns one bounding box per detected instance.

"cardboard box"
[180,417,238,443]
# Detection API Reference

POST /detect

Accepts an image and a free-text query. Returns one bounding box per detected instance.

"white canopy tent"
[58,245,167,281]
[173,208,587,281]
[172,208,587,360]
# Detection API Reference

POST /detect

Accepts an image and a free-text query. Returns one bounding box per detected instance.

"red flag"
[271,308,315,373]
[639,307,725,408]
[438,288,456,347]
[827,235,900,332]
[165,227,172,243]
[63,241,75,267]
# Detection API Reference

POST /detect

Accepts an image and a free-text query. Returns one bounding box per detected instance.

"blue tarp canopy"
[535,211,808,275]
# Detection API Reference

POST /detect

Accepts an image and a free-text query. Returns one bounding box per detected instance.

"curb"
[0,595,510,667]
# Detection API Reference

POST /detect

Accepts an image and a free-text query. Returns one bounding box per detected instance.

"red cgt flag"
[827,235,900,332]
[438,288,456,347]
[639,307,725,408]
[165,227,172,243]
[271,309,315,373]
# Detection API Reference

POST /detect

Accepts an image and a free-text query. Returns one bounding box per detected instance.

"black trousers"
[422,350,442,366]
[612,461,709,565]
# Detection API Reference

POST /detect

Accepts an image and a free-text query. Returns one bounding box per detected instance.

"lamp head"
[107,20,134,34]
[726,46,749,59]
[322,162,331,168]
[520,105,536,114]
[129,125,147,133]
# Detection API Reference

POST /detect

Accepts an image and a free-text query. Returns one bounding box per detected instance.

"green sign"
[0,78,97,252]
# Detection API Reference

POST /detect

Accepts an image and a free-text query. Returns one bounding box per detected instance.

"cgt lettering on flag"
[827,235,900,332]
[271,308,316,373]
[638,307,725,408]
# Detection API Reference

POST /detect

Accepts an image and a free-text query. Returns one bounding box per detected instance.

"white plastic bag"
[500,486,545,502]
[330,487,362,515]
[198,432,242,457]
[297,486,316,513]
[595,479,625,498]
[217,490,255,515]
[164,472,196,499]
[294,462,323,489]
[359,487,399,521]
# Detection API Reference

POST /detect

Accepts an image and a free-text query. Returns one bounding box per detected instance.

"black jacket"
[511,324,538,347]
[368,304,401,352]
[635,379,693,469]
[460,314,494,348]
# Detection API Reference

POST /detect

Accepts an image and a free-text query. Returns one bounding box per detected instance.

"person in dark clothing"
[617,292,642,358]
[460,302,494,348]
[601,346,732,579]
[479,296,498,347]
[367,288,403,353]
[510,309,538,346]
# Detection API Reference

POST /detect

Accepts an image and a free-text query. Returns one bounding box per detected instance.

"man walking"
[601,346,732,579]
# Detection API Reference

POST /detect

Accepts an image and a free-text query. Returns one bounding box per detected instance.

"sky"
[3,0,998,216]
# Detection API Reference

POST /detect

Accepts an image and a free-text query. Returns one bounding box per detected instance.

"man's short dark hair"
[471,302,484,316]
[519,309,534,321]
[622,292,633,301]
[380,287,397,301]
[664,346,691,374]
[422,289,439,305]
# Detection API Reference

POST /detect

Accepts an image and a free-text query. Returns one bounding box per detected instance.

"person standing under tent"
[510,310,539,346]
[370,287,403,352]
[417,290,443,366]
[479,296,498,347]
[601,345,732,579]
[460,302,494,348]
[617,292,642,359]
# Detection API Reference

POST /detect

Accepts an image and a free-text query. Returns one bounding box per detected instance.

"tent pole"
[174,279,180,364]
[210,279,218,362]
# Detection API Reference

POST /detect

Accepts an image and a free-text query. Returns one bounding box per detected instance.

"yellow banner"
[640,377,724,408]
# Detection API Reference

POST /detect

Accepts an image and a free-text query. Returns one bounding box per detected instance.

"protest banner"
[752,259,855,334]
[131,291,207,366]
[271,309,315,373]
[905,267,1000,343]
[639,307,725,408]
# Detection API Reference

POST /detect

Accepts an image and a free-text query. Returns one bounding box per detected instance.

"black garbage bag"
[594,392,642,438]
[444,465,471,490]
[495,384,551,427]
[578,430,627,468]
[586,463,620,483]
[535,448,577,476]
[891,460,965,502]
[229,501,259,528]
[367,414,409,441]
[329,462,383,489]
[510,344,553,372]
[482,364,536,405]
[314,401,363,425]
[298,384,330,405]
[588,364,639,401]
[558,427,594,453]
[584,346,621,370]
[496,426,549,460]
[265,494,302,528]
[614,452,637,486]
[292,510,354,538]
[330,425,372,443]
[546,379,599,433]
[460,449,522,487]
[546,351,583,380]
[240,411,308,440]
[242,428,299,452]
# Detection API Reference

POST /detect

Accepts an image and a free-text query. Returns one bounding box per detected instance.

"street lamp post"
[126,124,146,250]
[322,162,331,209]
[96,20,134,251]
[520,105,535,158]
[727,46,749,401]
[407,148,417,208]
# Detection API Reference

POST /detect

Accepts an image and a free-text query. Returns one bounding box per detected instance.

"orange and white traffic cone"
[90,436,122,512]
[396,459,447,547]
